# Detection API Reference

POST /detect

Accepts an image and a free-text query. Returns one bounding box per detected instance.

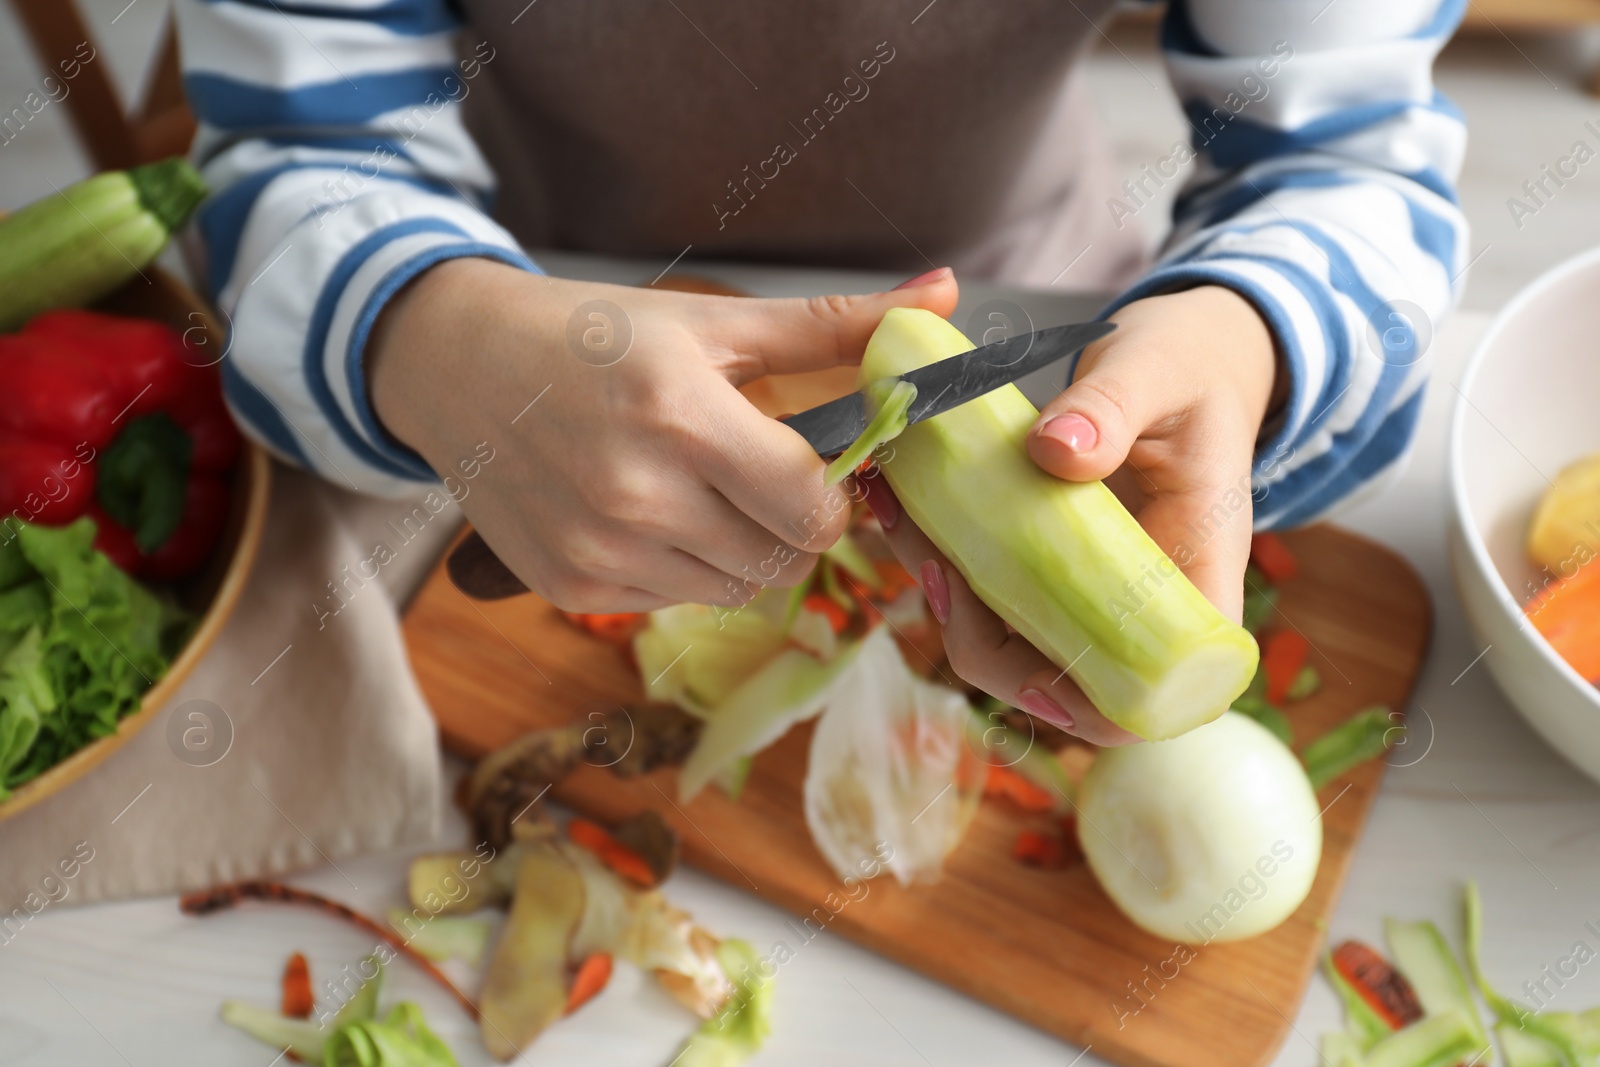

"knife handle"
[447,530,530,600]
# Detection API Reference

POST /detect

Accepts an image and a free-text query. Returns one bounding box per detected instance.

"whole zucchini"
[862,308,1258,740]
[0,157,206,332]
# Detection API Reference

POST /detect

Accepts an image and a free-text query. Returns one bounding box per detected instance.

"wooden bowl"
[0,266,272,821]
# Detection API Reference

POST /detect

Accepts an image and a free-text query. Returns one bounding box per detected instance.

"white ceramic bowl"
[1449,247,1600,782]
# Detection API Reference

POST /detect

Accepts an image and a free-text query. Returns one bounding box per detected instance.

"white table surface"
[5,256,1597,1067]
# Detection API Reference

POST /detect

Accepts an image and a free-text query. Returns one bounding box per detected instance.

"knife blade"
[782,319,1117,457]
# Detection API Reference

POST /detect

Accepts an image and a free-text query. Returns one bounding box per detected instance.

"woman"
[176,0,1466,743]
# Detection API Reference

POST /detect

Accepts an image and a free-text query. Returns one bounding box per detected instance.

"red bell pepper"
[0,309,240,579]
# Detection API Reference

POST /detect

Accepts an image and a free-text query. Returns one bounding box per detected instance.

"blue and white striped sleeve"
[174,0,537,496]
[1107,0,1469,529]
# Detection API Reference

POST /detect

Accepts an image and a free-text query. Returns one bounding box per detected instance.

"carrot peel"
[802,593,850,635]
[1251,533,1299,582]
[873,559,916,597]
[565,953,614,1014]
[565,612,646,643]
[178,881,478,1020]
[280,951,313,1019]
[1012,830,1069,869]
[567,817,660,887]
[1261,629,1311,705]
[1331,939,1423,1031]
[984,764,1054,813]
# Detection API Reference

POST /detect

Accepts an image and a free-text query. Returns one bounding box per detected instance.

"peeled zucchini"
[860,308,1258,740]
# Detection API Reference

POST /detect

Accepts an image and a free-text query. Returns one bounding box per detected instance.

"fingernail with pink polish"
[892,266,950,291]
[1017,688,1075,731]
[860,474,899,531]
[919,560,949,624]
[1037,413,1097,453]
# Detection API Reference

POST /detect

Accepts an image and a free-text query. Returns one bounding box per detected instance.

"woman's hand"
[867,285,1281,745]
[368,260,959,612]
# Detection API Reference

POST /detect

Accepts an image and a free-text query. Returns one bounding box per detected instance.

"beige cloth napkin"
[0,464,458,907]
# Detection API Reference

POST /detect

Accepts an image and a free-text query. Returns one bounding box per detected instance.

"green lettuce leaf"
[0,517,189,794]
[0,627,52,784]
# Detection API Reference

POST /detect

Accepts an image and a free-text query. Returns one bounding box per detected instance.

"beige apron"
[458,0,1146,290]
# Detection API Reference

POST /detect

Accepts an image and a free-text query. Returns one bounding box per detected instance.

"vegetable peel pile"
[1321,881,1600,1067]
[454,822,768,1061]
[629,513,979,887]
[221,955,460,1066]
[194,812,772,1066]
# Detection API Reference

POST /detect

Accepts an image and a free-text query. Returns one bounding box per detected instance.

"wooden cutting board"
[400,370,1432,1067]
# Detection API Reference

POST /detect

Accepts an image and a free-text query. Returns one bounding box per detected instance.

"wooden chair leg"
[133,16,197,162]
[8,0,141,170]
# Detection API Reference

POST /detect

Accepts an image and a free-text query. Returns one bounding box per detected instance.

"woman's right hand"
[368,259,959,612]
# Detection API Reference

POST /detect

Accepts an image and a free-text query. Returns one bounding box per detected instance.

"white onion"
[1077,711,1322,943]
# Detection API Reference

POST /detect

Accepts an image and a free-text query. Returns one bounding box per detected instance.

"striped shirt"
[175,0,1468,527]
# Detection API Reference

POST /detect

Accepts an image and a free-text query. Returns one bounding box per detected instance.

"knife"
[783,318,1116,457]
[448,319,1116,599]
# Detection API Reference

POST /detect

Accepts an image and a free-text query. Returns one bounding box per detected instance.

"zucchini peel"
[823,378,917,487]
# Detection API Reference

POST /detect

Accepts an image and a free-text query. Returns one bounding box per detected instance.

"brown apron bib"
[457,0,1145,289]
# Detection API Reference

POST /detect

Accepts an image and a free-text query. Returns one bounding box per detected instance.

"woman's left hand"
[862,285,1281,746]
